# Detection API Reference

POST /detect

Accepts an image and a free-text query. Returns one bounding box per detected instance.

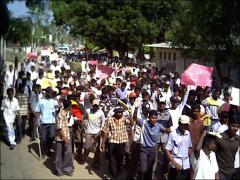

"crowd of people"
[1,52,240,180]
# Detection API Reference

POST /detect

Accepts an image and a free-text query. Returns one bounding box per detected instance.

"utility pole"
[32,26,35,52]
[3,39,6,61]
[0,36,3,57]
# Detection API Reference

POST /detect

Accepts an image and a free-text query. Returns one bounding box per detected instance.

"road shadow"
[42,142,57,176]
[27,142,42,161]
[0,111,9,146]
[84,154,111,180]
[83,152,128,180]
[43,152,57,176]
[0,134,9,146]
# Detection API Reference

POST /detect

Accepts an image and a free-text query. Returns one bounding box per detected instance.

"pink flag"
[181,63,213,87]
[95,65,114,79]
[88,59,98,65]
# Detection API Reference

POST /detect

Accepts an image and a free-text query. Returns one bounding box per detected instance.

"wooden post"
[3,39,6,61]
[0,36,3,57]
[36,127,42,160]
[13,55,18,92]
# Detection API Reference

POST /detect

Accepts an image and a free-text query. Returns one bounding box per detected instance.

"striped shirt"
[202,97,223,120]
[16,93,29,116]
[102,116,130,143]
[56,109,71,141]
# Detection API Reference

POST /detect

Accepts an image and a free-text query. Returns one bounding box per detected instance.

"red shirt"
[70,104,83,121]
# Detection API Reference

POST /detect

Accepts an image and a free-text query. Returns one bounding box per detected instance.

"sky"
[7,0,29,18]
[7,0,53,24]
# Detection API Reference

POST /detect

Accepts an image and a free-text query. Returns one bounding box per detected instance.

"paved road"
[0,135,110,179]
[0,61,128,179]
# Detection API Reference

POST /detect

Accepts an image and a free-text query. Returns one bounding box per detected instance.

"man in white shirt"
[29,84,42,142]
[1,88,20,149]
[165,115,192,180]
[25,60,35,74]
[29,65,38,81]
[81,99,105,168]
[4,65,16,89]
[168,88,189,131]
[50,60,61,74]
[191,131,219,180]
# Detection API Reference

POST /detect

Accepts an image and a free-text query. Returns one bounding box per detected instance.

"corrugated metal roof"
[144,42,173,48]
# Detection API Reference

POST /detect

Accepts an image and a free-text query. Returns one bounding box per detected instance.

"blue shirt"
[165,128,192,170]
[138,119,165,147]
[36,98,58,124]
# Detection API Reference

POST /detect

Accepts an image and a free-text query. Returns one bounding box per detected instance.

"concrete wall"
[155,47,240,88]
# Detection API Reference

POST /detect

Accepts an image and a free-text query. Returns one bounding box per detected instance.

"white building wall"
[154,46,239,87]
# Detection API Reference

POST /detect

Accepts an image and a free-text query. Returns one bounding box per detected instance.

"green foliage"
[166,0,240,61]
[25,0,49,12]
[6,17,32,46]
[0,0,10,36]
[51,0,178,57]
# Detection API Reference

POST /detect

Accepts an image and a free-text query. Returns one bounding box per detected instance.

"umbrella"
[26,52,38,60]
[181,63,213,87]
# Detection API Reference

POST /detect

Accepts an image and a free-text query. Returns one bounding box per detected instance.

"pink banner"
[181,63,213,87]
[95,65,114,79]
[88,59,98,65]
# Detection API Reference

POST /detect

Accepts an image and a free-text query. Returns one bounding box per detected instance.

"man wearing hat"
[165,115,192,180]
[81,99,105,168]
[100,105,133,178]
[127,92,137,114]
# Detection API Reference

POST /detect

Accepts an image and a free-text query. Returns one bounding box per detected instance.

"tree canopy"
[166,0,240,61]
[51,0,178,58]
[6,17,32,46]
[0,0,10,36]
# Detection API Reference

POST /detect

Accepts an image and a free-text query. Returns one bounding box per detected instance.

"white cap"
[179,115,190,124]
[92,99,100,106]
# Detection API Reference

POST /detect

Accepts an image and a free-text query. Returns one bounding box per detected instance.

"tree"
[166,0,240,82]
[6,17,32,46]
[51,0,178,60]
[0,0,10,36]
[25,0,53,47]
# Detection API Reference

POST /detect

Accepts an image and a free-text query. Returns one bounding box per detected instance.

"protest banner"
[95,65,114,79]
[68,61,82,72]
[230,87,240,106]
[181,63,213,87]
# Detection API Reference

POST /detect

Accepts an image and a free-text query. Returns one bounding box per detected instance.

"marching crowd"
[1,52,240,180]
